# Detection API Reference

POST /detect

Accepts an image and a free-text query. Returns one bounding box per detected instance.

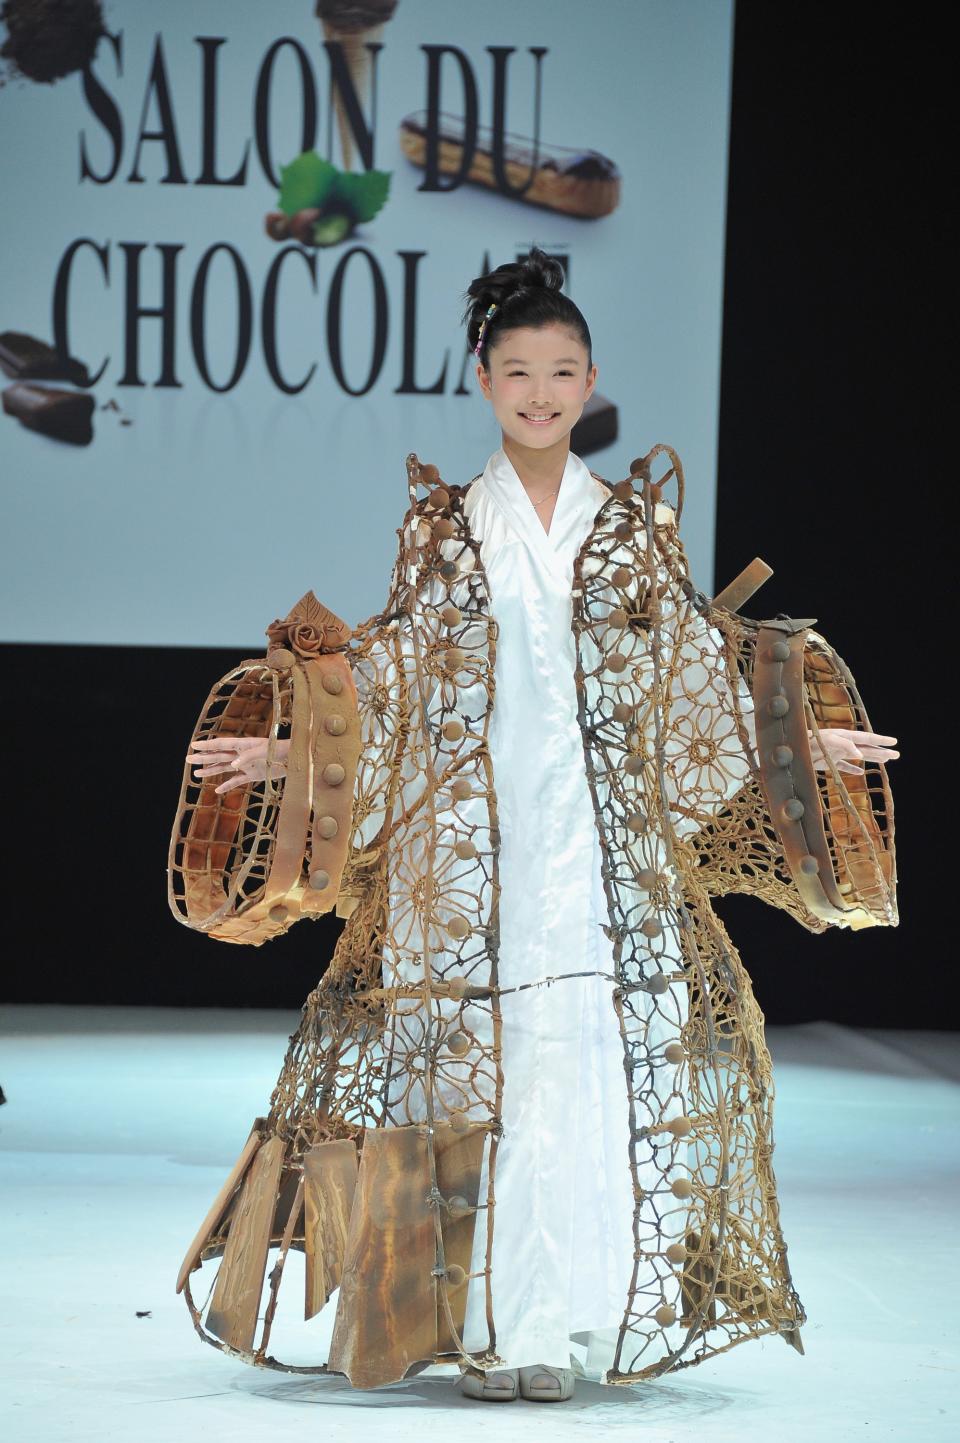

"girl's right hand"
[186,736,291,795]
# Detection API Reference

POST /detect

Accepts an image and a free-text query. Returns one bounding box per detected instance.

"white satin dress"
[457,447,639,1376]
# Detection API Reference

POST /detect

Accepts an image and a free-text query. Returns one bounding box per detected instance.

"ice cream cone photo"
[316,1,399,170]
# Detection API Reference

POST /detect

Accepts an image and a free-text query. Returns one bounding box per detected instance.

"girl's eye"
[507,370,574,377]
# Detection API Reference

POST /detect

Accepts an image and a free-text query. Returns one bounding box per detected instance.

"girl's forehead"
[492,324,586,361]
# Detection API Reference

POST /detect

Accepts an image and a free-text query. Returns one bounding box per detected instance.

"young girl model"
[174,249,898,1406]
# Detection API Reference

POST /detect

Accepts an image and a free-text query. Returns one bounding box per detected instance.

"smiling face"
[476,323,598,453]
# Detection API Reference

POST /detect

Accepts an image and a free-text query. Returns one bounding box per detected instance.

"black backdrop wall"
[3,4,946,1025]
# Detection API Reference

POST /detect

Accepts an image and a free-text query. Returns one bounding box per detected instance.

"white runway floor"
[1,1005,957,1443]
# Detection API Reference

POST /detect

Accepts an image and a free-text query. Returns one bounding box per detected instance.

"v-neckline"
[520,478,560,540]
[479,447,591,584]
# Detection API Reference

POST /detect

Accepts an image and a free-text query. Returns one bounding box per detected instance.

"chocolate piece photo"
[571,390,619,456]
[0,330,91,385]
[2,382,95,444]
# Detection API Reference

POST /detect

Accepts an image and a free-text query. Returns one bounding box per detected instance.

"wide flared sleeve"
[664,587,898,934]
[588,473,897,936]
[167,572,413,945]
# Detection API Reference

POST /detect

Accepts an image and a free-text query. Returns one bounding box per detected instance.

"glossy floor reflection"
[0,1005,957,1442]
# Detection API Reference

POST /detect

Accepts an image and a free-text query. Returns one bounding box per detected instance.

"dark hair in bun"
[461,246,593,369]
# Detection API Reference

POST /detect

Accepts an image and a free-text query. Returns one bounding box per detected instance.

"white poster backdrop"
[0,0,733,647]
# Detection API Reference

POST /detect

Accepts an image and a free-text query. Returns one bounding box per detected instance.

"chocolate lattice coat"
[169,445,896,1387]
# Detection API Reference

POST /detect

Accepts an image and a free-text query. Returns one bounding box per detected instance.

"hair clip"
[474,302,498,358]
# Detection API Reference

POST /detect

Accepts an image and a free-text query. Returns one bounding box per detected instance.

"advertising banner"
[1,0,733,645]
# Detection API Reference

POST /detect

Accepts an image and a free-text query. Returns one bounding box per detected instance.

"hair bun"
[516,248,565,293]
[462,246,566,315]
[460,246,590,363]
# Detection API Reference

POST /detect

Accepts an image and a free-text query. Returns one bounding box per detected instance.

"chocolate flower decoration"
[266,591,352,656]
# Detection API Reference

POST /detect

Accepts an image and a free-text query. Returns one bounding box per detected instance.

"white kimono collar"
[477,446,608,585]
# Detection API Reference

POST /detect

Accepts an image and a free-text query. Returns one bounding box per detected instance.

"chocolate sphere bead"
[641,917,663,938]
[613,478,634,499]
[440,560,459,581]
[629,457,647,476]
[269,903,289,923]
[441,603,462,627]
[308,869,330,891]
[624,754,644,775]
[637,868,658,889]
[444,646,466,671]
[446,975,470,1000]
[655,1304,677,1328]
[626,810,646,833]
[608,606,629,629]
[324,713,346,735]
[768,694,790,718]
[782,798,805,822]
[316,814,338,839]
[614,520,634,540]
[646,972,669,995]
[446,1194,471,1219]
[670,1176,693,1199]
[667,1115,693,1139]
[663,1042,685,1065]
[266,648,296,670]
[451,778,472,800]
[449,1110,471,1134]
[606,652,628,673]
[444,1264,467,1287]
[799,853,820,876]
[428,487,449,511]
[322,762,346,786]
[771,744,793,767]
[611,565,633,587]
[442,719,465,741]
[612,701,633,723]
[454,839,476,860]
[420,463,439,485]
[434,517,455,539]
[666,1242,687,1264]
[446,1030,470,1056]
[769,640,792,662]
[446,913,470,939]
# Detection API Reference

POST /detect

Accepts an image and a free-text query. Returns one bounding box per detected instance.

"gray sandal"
[457,1365,520,1401]
[517,1363,576,1401]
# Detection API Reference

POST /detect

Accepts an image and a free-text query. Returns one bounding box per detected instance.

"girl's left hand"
[808,727,899,775]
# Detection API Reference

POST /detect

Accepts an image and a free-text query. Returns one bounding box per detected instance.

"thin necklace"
[528,484,561,507]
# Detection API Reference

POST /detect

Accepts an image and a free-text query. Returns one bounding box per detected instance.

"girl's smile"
[476,324,598,459]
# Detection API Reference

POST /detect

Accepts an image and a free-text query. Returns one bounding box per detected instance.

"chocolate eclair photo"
[399,109,621,218]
